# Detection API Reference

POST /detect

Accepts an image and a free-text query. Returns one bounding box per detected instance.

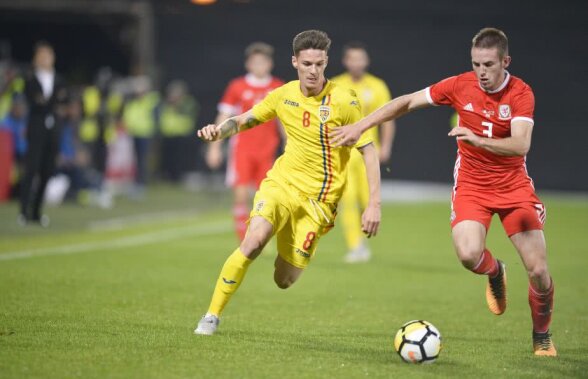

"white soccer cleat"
[344,243,372,263]
[194,314,220,335]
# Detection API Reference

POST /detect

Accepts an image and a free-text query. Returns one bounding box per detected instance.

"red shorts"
[226,147,275,189]
[450,184,546,236]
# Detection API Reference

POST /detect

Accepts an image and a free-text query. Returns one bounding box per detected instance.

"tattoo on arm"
[241,116,263,131]
[218,118,240,139]
[218,116,263,140]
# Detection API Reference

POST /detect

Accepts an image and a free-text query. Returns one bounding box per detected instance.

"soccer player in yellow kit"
[332,42,396,263]
[195,30,382,335]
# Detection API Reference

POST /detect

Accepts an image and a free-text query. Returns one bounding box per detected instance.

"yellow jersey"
[331,72,391,147]
[252,80,372,204]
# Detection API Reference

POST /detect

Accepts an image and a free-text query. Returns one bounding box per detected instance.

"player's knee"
[240,235,266,259]
[527,262,549,283]
[274,276,294,289]
[455,244,484,269]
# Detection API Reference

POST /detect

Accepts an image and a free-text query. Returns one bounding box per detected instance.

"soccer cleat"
[344,243,371,264]
[486,260,507,315]
[533,330,557,356]
[194,314,220,335]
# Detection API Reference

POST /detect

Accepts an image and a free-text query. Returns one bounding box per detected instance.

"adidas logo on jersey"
[463,103,474,112]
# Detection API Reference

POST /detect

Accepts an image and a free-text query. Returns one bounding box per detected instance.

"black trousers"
[161,136,186,182]
[19,124,60,219]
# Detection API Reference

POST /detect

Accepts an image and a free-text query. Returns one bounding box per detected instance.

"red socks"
[233,204,248,241]
[471,249,499,277]
[529,279,554,333]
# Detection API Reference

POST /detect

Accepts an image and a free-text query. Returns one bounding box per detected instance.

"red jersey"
[218,74,283,155]
[427,71,536,191]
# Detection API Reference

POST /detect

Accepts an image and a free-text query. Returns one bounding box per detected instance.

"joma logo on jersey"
[498,104,511,119]
[295,248,310,258]
[255,200,265,212]
[319,105,331,123]
[283,99,299,107]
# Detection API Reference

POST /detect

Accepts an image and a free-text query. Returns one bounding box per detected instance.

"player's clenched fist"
[197,124,222,141]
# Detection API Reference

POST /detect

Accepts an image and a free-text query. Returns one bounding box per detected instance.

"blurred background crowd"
[0,0,586,225]
[0,41,201,213]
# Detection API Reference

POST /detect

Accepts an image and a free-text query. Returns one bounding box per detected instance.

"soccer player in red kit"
[332,28,556,356]
[206,42,284,241]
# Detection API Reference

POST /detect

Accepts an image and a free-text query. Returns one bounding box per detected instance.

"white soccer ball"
[393,320,442,364]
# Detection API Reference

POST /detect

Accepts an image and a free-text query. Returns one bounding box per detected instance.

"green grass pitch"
[1,185,587,378]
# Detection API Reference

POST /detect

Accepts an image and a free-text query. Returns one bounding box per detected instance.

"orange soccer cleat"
[533,330,557,357]
[486,260,507,315]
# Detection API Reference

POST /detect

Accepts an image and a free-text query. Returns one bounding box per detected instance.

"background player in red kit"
[206,42,284,241]
[332,27,556,356]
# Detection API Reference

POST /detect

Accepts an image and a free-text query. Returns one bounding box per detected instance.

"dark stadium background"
[1,0,586,190]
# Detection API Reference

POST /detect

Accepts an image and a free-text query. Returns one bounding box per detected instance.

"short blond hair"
[244,42,274,59]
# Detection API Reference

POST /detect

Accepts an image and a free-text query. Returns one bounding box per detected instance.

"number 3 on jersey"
[302,111,311,127]
[482,121,493,138]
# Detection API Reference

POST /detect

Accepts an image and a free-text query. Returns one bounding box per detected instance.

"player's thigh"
[451,190,493,233]
[276,200,335,270]
[252,153,275,189]
[273,254,304,289]
[227,147,255,188]
[233,185,250,205]
[510,229,549,281]
[451,191,492,261]
[240,215,274,259]
[499,201,546,237]
[247,178,290,251]
[451,220,487,262]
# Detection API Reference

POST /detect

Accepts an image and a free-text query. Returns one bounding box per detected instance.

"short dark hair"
[33,40,53,54]
[472,27,509,58]
[292,30,331,56]
[342,41,368,56]
[244,42,274,59]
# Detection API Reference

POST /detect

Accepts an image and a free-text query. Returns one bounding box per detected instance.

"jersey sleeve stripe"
[425,87,438,106]
[217,103,238,116]
[511,116,534,125]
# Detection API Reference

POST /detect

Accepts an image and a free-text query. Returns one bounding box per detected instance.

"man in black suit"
[19,41,67,226]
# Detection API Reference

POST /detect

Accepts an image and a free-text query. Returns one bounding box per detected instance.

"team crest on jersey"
[255,200,265,212]
[499,104,511,119]
[319,105,331,123]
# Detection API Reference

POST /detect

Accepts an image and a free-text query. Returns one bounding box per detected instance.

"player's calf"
[274,255,304,289]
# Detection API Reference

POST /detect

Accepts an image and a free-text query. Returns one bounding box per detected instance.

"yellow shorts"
[250,177,336,269]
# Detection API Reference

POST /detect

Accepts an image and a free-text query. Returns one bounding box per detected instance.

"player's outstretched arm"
[197,110,263,142]
[358,142,381,238]
[332,89,430,147]
[205,111,231,169]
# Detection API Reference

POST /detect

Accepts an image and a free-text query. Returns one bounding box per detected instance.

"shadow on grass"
[216,328,462,369]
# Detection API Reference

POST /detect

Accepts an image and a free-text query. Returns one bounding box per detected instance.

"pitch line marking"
[0,221,231,262]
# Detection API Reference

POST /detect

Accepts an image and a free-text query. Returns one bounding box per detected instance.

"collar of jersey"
[298,79,332,102]
[480,70,510,94]
[245,73,273,88]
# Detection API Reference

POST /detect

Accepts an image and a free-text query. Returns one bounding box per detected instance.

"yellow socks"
[207,248,252,317]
